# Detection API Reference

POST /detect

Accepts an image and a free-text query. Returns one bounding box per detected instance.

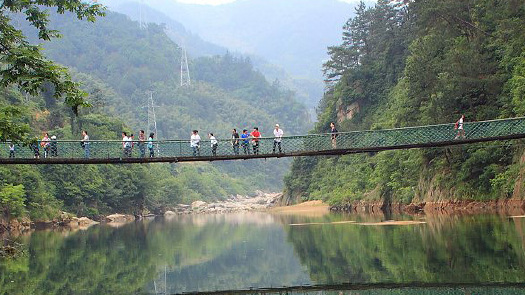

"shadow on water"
[2,212,525,294]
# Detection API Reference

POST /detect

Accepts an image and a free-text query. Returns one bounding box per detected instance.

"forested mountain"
[18,11,309,135]
[101,0,359,79]
[104,1,325,113]
[99,0,365,112]
[103,2,228,58]
[284,0,525,205]
[0,9,309,220]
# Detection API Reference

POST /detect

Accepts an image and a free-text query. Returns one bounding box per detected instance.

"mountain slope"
[101,0,360,80]
[284,0,525,206]
[103,1,325,111]
[1,8,311,219]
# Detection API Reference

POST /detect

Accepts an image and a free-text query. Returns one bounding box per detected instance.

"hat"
[51,135,57,140]
[275,124,280,127]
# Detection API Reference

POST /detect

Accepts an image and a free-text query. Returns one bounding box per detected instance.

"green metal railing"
[2,117,525,164]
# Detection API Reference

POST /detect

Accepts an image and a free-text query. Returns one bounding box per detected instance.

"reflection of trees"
[0,225,157,295]
[152,226,310,294]
[0,213,311,294]
[285,215,525,285]
[147,213,311,293]
[6,214,524,294]
[300,287,525,295]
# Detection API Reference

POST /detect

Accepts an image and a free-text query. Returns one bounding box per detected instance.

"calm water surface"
[2,212,525,294]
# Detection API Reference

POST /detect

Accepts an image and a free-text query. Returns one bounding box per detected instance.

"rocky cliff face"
[512,150,525,199]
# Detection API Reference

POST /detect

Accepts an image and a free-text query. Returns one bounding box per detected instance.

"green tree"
[0,0,105,141]
[286,0,525,205]
[0,184,26,218]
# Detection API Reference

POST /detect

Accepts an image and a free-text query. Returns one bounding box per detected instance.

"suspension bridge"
[2,117,525,165]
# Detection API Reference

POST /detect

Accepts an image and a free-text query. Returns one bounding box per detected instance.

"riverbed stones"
[105,214,135,223]
[166,193,282,215]
[66,217,99,230]
[191,201,207,210]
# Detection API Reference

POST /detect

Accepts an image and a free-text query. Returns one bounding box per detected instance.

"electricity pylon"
[180,46,191,87]
[139,0,146,29]
[144,91,160,155]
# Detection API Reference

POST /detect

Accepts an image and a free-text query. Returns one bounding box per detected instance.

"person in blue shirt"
[241,129,251,155]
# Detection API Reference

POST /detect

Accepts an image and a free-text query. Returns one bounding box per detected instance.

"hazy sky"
[175,0,358,5]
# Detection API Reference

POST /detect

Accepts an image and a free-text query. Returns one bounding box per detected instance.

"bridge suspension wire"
[2,117,525,164]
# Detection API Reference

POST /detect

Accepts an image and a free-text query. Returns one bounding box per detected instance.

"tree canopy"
[285,0,525,205]
[0,0,105,142]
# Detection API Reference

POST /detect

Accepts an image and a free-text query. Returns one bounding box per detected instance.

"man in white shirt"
[273,124,284,153]
[191,130,201,156]
[209,133,218,156]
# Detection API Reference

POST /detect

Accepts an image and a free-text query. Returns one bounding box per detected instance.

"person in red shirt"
[251,127,261,155]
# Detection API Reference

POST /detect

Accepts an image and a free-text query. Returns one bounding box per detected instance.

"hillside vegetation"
[0,10,309,220]
[284,0,525,206]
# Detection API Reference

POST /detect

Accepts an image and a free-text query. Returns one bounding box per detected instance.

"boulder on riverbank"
[105,214,135,223]
[0,217,31,234]
[191,201,207,209]
[67,217,99,230]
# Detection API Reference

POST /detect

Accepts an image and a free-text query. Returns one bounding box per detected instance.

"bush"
[0,184,27,218]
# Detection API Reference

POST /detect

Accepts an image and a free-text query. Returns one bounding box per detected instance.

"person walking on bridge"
[241,129,250,155]
[122,132,132,157]
[191,130,201,156]
[129,134,135,157]
[273,124,283,153]
[30,141,40,159]
[209,133,218,156]
[454,115,465,140]
[251,127,261,155]
[8,143,15,158]
[148,132,155,158]
[81,130,90,158]
[330,122,338,149]
[231,129,240,155]
[41,133,50,158]
[29,141,40,159]
[50,135,58,157]
[138,130,146,158]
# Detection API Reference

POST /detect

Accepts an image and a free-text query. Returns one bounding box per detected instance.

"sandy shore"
[270,200,330,217]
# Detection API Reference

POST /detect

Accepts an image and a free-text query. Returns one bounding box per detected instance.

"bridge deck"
[2,117,525,165]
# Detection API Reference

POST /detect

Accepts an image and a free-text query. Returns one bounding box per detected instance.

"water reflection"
[1,213,525,294]
[285,214,525,285]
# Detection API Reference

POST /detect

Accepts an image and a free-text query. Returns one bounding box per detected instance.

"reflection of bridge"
[174,283,525,294]
[2,117,525,165]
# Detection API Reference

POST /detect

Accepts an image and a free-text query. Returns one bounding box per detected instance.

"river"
[2,212,525,294]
